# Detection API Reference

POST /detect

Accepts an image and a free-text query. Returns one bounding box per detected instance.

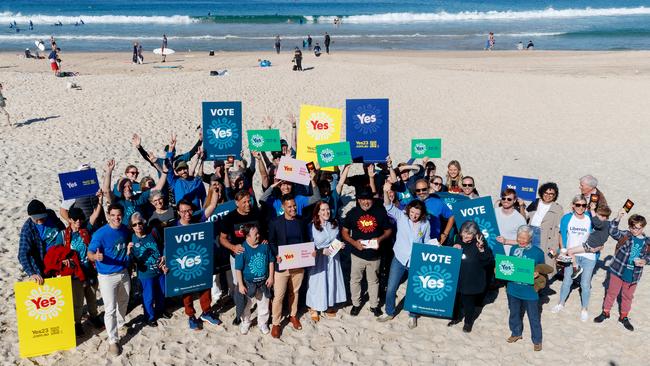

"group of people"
[17,124,649,356]
[275,32,331,56]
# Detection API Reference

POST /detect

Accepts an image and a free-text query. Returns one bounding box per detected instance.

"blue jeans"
[559,255,596,309]
[384,258,415,318]
[530,226,542,249]
[507,294,542,344]
[140,274,166,321]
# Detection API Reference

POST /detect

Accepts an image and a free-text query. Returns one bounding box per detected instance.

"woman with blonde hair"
[445,160,463,193]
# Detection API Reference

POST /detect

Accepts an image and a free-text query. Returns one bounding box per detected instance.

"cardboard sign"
[278,242,316,270]
[452,196,501,251]
[405,244,461,318]
[202,101,242,160]
[495,254,535,284]
[247,129,282,152]
[411,138,442,159]
[15,276,76,358]
[316,141,352,168]
[58,169,100,200]
[164,222,214,297]
[206,200,237,223]
[297,105,342,171]
[346,99,389,163]
[501,176,539,202]
[435,192,469,210]
[275,156,311,186]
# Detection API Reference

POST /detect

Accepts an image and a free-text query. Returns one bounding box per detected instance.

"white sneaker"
[376,314,394,323]
[551,304,564,314]
[239,322,251,335]
[259,323,270,335]
[580,310,589,322]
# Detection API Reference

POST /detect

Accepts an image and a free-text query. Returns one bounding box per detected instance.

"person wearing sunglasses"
[594,211,650,331]
[495,189,527,256]
[552,195,594,320]
[460,176,479,199]
[429,175,446,194]
[521,182,563,273]
[129,212,170,327]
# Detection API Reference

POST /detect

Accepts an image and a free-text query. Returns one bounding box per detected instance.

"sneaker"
[534,343,543,352]
[259,323,270,335]
[188,315,203,331]
[146,320,159,327]
[593,312,610,323]
[571,266,583,280]
[580,310,589,322]
[200,312,222,326]
[619,317,634,331]
[89,315,104,329]
[350,306,361,316]
[551,304,564,313]
[377,314,394,323]
[75,323,85,336]
[407,317,418,329]
[506,335,522,343]
[369,307,383,317]
[239,322,251,335]
[108,343,121,356]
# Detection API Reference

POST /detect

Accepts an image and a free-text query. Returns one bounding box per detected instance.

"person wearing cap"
[166,156,206,209]
[341,186,392,317]
[259,170,320,218]
[60,163,107,227]
[53,192,106,334]
[87,203,133,355]
[102,159,167,225]
[18,199,66,284]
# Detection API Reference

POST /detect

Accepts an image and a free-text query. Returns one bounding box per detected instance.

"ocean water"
[2,0,650,52]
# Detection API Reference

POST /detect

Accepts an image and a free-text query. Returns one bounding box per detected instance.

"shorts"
[50,62,59,71]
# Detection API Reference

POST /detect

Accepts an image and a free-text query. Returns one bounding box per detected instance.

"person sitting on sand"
[527,40,534,50]
[314,43,322,57]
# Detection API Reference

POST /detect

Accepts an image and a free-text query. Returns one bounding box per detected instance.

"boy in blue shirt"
[235,224,274,335]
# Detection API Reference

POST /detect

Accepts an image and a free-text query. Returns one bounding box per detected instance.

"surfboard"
[34,40,45,51]
[153,48,175,56]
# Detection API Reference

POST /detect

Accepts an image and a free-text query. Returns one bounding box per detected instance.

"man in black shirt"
[342,187,392,317]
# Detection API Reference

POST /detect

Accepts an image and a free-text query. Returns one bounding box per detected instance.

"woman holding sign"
[448,221,494,333]
[377,182,430,329]
[521,182,563,272]
[306,201,347,321]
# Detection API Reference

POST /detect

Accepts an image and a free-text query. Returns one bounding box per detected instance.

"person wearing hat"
[53,193,106,334]
[102,159,167,225]
[166,155,206,209]
[341,186,392,317]
[18,199,65,284]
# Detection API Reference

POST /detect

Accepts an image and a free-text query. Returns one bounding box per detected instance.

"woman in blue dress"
[306,201,347,321]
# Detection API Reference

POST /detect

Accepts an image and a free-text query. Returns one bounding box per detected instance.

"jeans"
[384,258,415,317]
[97,270,131,344]
[559,256,596,309]
[507,294,542,344]
[140,274,165,321]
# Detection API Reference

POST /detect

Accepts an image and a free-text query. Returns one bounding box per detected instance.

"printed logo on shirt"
[357,214,378,234]
[306,111,334,141]
[249,252,267,277]
[169,243,209,281]
[24,284,65,321]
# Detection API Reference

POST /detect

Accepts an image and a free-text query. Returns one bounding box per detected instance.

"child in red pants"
[594,211,649,331]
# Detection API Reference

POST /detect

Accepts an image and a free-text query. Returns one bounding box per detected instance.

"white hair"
[580,175,598,188]
[516,225,534,242]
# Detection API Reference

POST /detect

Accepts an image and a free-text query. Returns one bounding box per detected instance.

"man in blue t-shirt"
[88,203,132,355]
[504,225,545,352]
[412,179,455,243]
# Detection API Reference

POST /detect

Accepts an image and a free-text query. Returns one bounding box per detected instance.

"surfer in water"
[161,34,168,62]
[29,20,33,30]
[274,35,281,54]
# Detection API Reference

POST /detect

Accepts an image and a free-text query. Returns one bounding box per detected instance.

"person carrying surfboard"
[161,34,168,63]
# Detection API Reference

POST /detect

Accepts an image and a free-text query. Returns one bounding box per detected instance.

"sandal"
[310,309,320,322]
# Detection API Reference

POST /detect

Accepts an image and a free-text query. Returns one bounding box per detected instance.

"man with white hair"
[579,175,607,210]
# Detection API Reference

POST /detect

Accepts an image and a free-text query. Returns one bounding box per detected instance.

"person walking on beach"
[293,47,303,71]
[137,43,144,64]
[132,42,138,64]
[48,48,60,76]
[324,32,331,54]
[0,83,10,127]
[161,34,168,62]
[486,32,495,50]
[274,35,281,54]
[307,34,312,49]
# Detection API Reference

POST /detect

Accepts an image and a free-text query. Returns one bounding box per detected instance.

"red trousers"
[603,273,637,316]
[182,289,212,316]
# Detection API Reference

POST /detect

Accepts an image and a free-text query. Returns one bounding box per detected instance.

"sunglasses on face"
[131,222,144,227]
[415,188,428,193]
[462,184,474,188]
[501,197,514,202]
[432,182,442,186]
[574,203,587,208]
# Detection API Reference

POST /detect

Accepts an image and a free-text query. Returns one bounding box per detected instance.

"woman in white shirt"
[520,182,563,272]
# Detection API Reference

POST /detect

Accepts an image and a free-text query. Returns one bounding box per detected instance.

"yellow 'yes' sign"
[297,105,342,171]
[15,276,76,358]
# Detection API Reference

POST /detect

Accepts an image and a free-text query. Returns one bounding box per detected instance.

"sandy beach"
[1,50,649,365]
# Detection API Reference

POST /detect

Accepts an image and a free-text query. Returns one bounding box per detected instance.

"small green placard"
[495,254,535,284]
[316,141,352,168]
[247,129,282,152]
[411,138,442,159]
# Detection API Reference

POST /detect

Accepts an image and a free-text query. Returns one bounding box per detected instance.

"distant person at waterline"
[274,35,281,54]
[527,40,535,50]
[161,34,168,62]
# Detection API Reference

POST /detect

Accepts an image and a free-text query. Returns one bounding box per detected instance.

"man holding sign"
[269,195,313,338]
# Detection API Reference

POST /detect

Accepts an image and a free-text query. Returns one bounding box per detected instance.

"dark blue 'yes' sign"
[58,169,100,200]
[202,101,242,160]
[164,222,214,297]
[346,99,389,163]
[501,176,539,202]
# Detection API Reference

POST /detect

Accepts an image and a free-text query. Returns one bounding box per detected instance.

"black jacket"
[456,238,494,295]
[268,215,310,272]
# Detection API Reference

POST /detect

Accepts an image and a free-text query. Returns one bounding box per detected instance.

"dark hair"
[537,182,559,201]
[317,179,331,192]
[242,223,259,237]
[176,199,194,211]
[405,200,428,222]
[234,189,251,201]
[107,203,124,214]
[629,214,647,228]
[312,201,338,231]
[596,205,612,218]
[281,193,295,204]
